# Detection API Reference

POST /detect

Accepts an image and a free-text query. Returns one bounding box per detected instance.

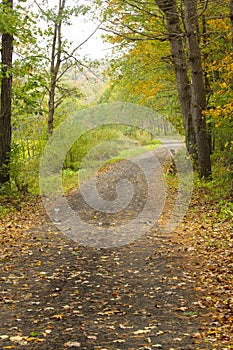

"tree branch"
[101,25,167,42]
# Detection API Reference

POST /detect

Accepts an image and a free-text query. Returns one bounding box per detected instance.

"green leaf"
[30,332,41,337]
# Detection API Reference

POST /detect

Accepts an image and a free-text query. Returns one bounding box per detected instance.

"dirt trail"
[0,145,217,350]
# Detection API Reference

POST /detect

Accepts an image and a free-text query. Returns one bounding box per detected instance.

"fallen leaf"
[112,339,125,343]
[156,330,164,336]
[133,329,150,335]
[51,314,64,320]
[26,337,45,342]
[86,335,97,340]
[30,331,40,337]
[64,341,81,347]
[0,335,9,340]
[9,336,24,342]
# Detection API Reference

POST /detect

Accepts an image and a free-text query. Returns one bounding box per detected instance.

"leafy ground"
[0,158,232,349]
[177,188,233,347]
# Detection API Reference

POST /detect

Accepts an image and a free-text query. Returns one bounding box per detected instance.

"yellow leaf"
[220,82,227,88]
[51,314,64,320]
[26,337,45,342]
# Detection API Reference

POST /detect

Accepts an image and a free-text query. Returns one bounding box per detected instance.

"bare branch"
[123,0,159,18]
[101,25,167,42]
[71,22,102,54]
[61,52,102,80]
[198,0,209,17]
[34,0,46,15]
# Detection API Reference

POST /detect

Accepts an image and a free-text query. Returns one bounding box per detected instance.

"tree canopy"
[0,0,232,187]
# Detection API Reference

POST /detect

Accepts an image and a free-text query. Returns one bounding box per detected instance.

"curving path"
[0,141,216,350]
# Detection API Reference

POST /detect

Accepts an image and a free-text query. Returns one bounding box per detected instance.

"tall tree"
[183,0,211,178]
[98,0,213,177]
[48,0,66,135]
[35,0,92,134]
[152,0,211,177]
[155,0,196,157]
[0,0,13,184]
[230,0,233,50]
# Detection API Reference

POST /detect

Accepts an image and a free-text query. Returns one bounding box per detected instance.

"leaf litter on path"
[0,166,232,349]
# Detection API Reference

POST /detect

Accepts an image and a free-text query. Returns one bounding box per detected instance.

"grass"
[118,142,161,158]
[193,165,233,224]
[62,139,162,194]
[0,205,15,218]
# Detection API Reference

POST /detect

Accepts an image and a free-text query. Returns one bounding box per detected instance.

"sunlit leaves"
[100,38,181,130]
[97,0,165,45]
[197,1,233,151]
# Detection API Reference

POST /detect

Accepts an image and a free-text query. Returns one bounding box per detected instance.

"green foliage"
[0,2,37,44]
[10,143,43,194]
[195,150,233,222]
[61,125,161,193]
[0,181,28,217]
[64,124,160,171]
[211,149,233,193]
[0,205,13,217]
[0,3,19,35]
[95,0,233,181]
[64,125,126,170]
[62,169,79,194]
[38,1,90,24]
[96,1,183,131]
[217,200,233,222]
[1,0,232,202]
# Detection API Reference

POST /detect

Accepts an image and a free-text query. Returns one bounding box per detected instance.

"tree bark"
[48,0,66,135]
[200,0,212,154]
[230,0,233,51]
[0,0,13,184]
[155,0,197,157]
[184,0,211,178]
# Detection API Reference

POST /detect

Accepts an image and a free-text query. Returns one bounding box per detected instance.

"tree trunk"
[184,0,211,178]
[0,0,13,184]
[48,84,56,135]
[229,0,233,196]
[230,0,233,50]
[48,19,58,135]
[48,0,66,135]
[155,0,197,157]
[200,0,212,154]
